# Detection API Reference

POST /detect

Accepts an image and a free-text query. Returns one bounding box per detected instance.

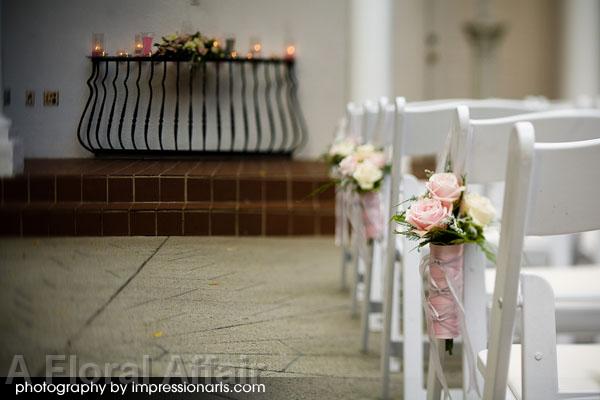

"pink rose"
[339,155,358,176]
[426,173,464,207]
[368,152,387,169]
[406,198,451,234]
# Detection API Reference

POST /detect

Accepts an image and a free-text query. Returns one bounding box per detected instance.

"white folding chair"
[359,102,396,352]
[479,124,600,400]
[426,107,600,399]
[338,102,363,293]
[347,99,387,320]
[381,98,559,400]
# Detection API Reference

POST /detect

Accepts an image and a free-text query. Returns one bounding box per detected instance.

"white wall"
[393,0,560,101]
[1,0,348,159]
[1,0,565,160]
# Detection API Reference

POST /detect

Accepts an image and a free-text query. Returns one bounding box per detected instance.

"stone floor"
[0,237,409,399]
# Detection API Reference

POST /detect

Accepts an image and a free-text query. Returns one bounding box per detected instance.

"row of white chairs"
[334,97,600,399]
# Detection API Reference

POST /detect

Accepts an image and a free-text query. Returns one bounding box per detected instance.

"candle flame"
[286,45,296,56]
[253,43,261,52]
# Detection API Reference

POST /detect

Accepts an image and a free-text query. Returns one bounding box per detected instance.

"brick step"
[1,159,335,237]
[0,201,334,236]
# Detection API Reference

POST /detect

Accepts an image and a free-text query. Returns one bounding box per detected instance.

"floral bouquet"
[154,32,226,63]
[334,143,390,240]
[393,171,495,354]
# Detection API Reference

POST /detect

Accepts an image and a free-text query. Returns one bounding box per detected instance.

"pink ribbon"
[427,244,464,338]
[420,244,481,399]
[359,191,384,241]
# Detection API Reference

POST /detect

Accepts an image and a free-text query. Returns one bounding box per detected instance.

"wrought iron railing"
[77,56,307,156]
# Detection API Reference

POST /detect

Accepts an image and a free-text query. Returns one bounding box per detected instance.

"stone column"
[348,0,393,103]
[560,0,600,103]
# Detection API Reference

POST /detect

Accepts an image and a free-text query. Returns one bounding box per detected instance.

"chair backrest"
[346,102,364,139]
[345,99,392,145]
[399,98,552,157]
[363,100,380,142]
[448,108,600,184]
[484,124,600,399]
[387,96,566,241]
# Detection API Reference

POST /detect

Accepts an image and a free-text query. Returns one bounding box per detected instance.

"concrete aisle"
[0,237,403,399]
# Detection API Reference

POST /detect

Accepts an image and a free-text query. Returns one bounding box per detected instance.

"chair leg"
[426,340,444,400]
[339,192,350,291]
[520,274,558,400]
[340,246,349,291]
[351,242,362,318]
[404,243,425,400]
[360,242,374,353]
[380,252,398,400]
[463,244,487,398]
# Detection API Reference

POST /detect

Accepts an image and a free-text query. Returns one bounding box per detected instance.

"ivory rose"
[461,192,496,227]
[352,160,383,191]
[329,138,357,158]
[405,198,451,234]
[426,173,464,206]
[354,144,376,161]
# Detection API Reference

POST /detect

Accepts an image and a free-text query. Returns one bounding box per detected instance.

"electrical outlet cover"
[25,90,35,106]
[43,91,59,106]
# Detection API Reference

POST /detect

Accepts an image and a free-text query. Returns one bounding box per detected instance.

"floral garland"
[153,32,227,63]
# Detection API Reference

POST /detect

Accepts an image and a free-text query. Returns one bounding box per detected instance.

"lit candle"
[230,50,238,59]
[134,34,143,56]
[117,49,129,57]
[250,36,262,57]
[285,44,296,59]
[92,33,105,57]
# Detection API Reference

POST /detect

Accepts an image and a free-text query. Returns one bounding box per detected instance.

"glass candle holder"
[142,32,154,55]
[134,34,143,55]
[92,33,105,56]
[226,37,236,53]
[250,36,262,57]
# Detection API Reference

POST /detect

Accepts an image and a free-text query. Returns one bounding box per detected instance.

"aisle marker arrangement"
[393,170,496,397]
[326,138,390,240]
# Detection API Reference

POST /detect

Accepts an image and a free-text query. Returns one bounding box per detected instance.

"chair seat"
[478,344,600,400]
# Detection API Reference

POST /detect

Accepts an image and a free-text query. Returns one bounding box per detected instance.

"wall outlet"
[43,90,59,106]
[25,90,35,106]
